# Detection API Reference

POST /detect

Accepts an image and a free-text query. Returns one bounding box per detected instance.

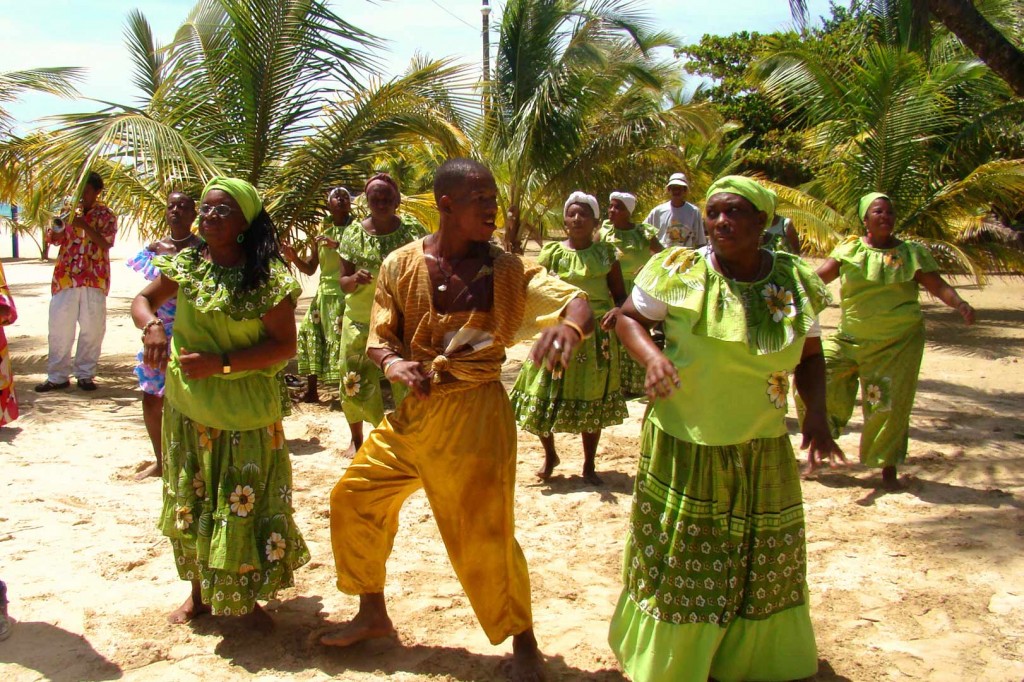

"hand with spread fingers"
[642,351,680,400]
[801,411,847,476]
[529,322,582,372]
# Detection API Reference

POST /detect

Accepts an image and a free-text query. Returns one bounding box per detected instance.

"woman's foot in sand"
[342,439,363,459]
[321,594,395,647]
[167,593,211,624]
[508,629,546,681]
[536,454,560,481]
[881,465,904,491]
[581,466,603,486]
[300,390,319,404]
[240,603,275,633]
[135,461,162,480]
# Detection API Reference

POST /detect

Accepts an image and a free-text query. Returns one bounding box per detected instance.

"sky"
[1,0,833,130]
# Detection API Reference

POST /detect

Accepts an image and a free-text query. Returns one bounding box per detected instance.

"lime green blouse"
[539,240,616,316]
[338,214,426,322]
[598,221,658,285]
[155,251,301,431]
[829,236,938,341]
[634,248,831,446]
[316,220,348,298]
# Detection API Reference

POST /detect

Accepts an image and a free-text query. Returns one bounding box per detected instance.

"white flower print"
[766,371,790,409]
[342,371,362,397]
[761,283,797,322]
[265,532,286,562]
[865,383,883,407]
[229,485,256,517]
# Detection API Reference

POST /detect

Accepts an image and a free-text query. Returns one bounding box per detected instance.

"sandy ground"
[1,236,1022,682]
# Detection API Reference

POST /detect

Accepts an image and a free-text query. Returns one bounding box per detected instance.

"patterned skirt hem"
[510,391,628,435]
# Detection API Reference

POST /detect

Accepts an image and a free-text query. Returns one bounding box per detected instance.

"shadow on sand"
[0,620,123,681]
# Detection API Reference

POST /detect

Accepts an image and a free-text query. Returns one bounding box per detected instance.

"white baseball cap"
[666,172,689,188]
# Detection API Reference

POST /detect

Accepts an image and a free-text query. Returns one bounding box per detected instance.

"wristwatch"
[221,353,232,374]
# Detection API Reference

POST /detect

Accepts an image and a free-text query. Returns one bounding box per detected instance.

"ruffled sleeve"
[126,248,162,281]
[154,250,300,321]
[514,258,587,342]
[639,222,659,242]
[829,235,938,284]
[634,248,830,355]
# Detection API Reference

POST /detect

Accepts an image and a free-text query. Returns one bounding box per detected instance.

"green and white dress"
[510,241,627,435]
[336,215,426,426]
[821,235,938,468]
[598,220,658,396]
[608,247,831,682]
[154,251,310,616]
[296,220,349,382]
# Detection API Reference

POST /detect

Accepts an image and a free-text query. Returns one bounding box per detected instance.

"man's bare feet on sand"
[536,455,560,481]
[581,467,603,486]
[320,611,395,647]
[167,594,211,624]
[300,390,319,404]
[507,629,546,681]
[342,440,362,459]
[135,461,162,480]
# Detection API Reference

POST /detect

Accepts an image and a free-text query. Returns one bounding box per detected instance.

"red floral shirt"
[47,203,118,295]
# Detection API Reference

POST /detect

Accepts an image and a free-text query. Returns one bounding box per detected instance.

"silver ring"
[553,340,562,351]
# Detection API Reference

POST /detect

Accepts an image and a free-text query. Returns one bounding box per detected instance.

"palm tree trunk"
[927,0,1024,97]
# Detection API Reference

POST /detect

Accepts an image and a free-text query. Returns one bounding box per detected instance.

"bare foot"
[167,594,211,624]
[320,611,396,647]
[508,630,546,681]
[342,440,362,459]
[582,468,603,486]
[535,455,560,481]
[240,603,275,633]
[300,390,319,404]
[881,465,904,491]
[135,461,162,480]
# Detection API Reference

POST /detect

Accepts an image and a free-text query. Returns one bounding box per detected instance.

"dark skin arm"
[815,258,841,284]
[794,336,846,474]
[784,222,801,254]
[133,275,297,377]
[648,237,665,255]
[601,261,628,330]
[339,257,372,293]
[615,299,680,399]
[915,270,975,324]
[281,240,320,276]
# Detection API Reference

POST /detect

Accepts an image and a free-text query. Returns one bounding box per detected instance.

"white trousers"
[47,287,107,383]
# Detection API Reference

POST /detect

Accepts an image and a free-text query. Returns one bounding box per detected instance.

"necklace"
[427,253,461,292]
[169,233,197,244]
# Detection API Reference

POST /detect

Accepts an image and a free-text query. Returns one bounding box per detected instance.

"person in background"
[812,192,975,489]
[127,192,200,479]
[0,580,10,641]
[0,259,18,427]
[644,172,705,249]
[763,214,801,254]
[36,171,117,393]
[599,191,662,396]
[282,186,353,403]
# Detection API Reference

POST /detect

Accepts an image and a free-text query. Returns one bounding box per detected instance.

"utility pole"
[481,1,491,82]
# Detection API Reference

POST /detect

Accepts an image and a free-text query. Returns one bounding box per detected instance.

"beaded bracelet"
[141,318,164,342]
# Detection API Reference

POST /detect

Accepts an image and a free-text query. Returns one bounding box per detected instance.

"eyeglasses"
[198,204,239,218]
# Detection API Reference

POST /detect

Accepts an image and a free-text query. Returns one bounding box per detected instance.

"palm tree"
[25,0,473,242]
[753,34,1024,275]
[789,0,1024,96]
[483,0,716,251]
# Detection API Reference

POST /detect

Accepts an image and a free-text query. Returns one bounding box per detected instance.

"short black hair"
[167,191,196,208]
[86,172,104,192]
[433,158,492,204]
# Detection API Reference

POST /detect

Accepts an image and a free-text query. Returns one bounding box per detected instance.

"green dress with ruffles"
[510,241,627,435]
[296,219,348,382]
[608,247,831,682]
[336,215,426,425]
[598,221,659,396]
[154,250,310,616]
[819,236,938,468]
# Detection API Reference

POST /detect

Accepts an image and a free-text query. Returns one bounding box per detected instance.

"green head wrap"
[858,192,890,221]
[705,175,776,228]
[202,176,263,225]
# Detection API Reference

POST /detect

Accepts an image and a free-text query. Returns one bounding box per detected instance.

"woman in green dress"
[598,191,663,397]
[814,192,975,489]
[132,177,310,629]
[337,173,426,457]
[510,191,628,485]
[609,175,844,682]
[762,214,800,254]
[282,186,353,403]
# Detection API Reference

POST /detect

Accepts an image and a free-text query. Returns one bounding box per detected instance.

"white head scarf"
[608,191,637,215]
[564,191,599,219]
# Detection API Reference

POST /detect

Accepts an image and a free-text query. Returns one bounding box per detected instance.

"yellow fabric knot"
[430,355,451,382]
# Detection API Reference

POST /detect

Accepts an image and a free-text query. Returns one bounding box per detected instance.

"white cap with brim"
[666,172,689,188]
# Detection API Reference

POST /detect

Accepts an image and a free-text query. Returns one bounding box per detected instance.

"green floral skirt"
[296,289,344,382]
[510,325,627,435]
[338,312,406,426]
[159,403,310,616]
[609,420,816,681]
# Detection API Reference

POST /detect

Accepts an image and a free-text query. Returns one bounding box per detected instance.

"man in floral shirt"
[35,172,118,392]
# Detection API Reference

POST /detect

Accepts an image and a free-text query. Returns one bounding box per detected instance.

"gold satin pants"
[329,381,533,644]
